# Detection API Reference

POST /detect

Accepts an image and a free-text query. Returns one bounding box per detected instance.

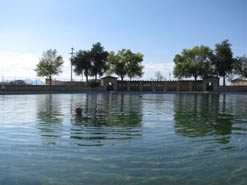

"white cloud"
[0,52,77,81]
[0,52,39,80]
[142,62,175,80]
[0,51,175,82]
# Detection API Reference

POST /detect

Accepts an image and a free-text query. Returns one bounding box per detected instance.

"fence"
[0,77,85,86]
[4,76,245,93]
[117,80,204,92]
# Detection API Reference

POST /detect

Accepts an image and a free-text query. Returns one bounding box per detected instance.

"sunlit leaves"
[212,40,234,86]
[173,46,213,80]
[35,49,64,85]
[107,49,144,80]
[234,55,247,78]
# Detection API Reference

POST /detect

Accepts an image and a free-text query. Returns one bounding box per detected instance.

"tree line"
[35,42,144,85]
[173,40,247,86]
[35,40,246,86]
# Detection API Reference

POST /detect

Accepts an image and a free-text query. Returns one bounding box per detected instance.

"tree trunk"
[49,75,52,86]
[223,76,226,86]
[86,75,88,85]
[81,70,83,82]
[194,76,198,81]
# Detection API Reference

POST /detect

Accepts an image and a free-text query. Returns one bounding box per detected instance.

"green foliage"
[90,42,109,80]
[234,55,247,78]
[173,46,213,80]
[87,81,100,88]
[35,49,64,85]
[107,49,144,80]
[127,52,144,80]
[72,50,92,83]
[107,50,128,80]
[212,40,235,86]
[72,42,108,83]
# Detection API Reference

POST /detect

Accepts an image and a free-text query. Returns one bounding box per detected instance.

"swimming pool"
[0,93,246,185]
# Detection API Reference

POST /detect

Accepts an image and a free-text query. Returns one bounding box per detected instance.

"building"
[101,76,220,92]
[231,77,247,86]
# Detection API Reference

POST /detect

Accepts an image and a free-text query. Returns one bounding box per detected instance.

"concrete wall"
[2,79,246,94]
[0,85,104,94]
[117,80,204,92]
[218,86,247,92]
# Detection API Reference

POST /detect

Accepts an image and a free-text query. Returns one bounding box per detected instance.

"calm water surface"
[0,93,246,185]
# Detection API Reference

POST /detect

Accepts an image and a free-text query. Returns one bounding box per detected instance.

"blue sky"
[0,0,246,81]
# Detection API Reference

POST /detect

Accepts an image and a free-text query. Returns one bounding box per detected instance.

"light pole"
[70,48,74,82]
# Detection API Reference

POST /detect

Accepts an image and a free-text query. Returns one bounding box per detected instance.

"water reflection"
[1,93,247,185]
[36,94,65,144]
[34,93,247,146]
[36,94,64,124]
[70,93,143,146]
[73,93,143,127]
[173,94,243,143]
[35,93,143,146]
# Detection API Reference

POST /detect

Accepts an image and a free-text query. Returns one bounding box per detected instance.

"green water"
[0,93,246,185]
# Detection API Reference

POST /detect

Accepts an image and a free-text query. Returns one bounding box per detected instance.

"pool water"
[0,93,246,185]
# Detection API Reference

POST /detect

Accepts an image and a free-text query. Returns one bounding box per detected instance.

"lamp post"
[70,48,74,82]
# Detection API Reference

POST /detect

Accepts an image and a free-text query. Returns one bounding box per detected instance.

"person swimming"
[75,107,82,117]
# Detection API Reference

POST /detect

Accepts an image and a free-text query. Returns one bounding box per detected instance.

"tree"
[107,49,144,80]
[90,42,108,80]
[127,52,144,80]
[155,71,165,81]
[234,55,247,78]
[72,42,108,83]
[173,58,185,80]
[107,51,128,80]
[212,40,235,86]
[72,50,92,84]
[35,49,64,85]
[173,46,213,80]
